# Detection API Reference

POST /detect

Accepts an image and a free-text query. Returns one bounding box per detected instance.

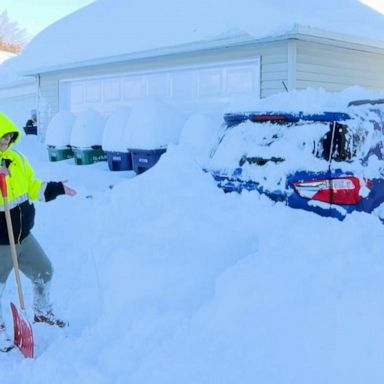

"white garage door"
[59,58,260,116]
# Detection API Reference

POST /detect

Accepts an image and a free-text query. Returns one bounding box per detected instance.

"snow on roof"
[6,0,384,75]
[0,50,15,64]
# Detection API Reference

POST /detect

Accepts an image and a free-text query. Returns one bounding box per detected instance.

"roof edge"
[19,23,384,76]
[19,33,257,76]
[289,23,384,49]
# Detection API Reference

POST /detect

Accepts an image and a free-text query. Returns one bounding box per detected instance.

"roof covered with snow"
[4,0,384,75]
[0,50,15,64]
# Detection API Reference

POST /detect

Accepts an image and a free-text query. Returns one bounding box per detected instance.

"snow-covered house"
[3,0,384,134]
[0,49,15,64]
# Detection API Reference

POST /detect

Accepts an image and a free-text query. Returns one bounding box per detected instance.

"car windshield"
[210,119,327,167]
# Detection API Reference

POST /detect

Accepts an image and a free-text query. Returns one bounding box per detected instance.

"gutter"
[19,23,384,77]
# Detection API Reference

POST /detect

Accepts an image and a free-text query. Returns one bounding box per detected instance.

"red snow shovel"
[0,173,34,358]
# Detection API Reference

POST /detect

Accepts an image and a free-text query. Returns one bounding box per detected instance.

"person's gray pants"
[0,234,53,320]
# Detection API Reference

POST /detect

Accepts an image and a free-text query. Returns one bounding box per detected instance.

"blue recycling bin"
[130,148,167,174]
[106,151,133,171]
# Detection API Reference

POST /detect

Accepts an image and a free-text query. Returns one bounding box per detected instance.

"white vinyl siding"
[295,40,384,91]
[259,42,290,97]
[0,79,36,129]
[38,74,60,135]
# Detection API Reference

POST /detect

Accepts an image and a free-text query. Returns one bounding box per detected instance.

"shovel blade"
[10,302,34,358]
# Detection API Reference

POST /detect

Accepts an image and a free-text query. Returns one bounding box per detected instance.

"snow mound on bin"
[102,106,131,152]
[70,109,106,148]
[125,97,185,149]
[45,111,76,147]
[179,112,224,167]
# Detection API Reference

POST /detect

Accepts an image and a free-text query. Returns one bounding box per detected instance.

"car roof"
[224,111,351,125]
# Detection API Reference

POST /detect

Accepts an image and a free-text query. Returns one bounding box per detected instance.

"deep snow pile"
[45,111,76,147]
[7,0,384,73]
[123,97,186,149]
[0,88,383,383]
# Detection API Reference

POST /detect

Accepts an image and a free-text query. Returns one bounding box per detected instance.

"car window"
[209,119,328,169]
[314,109,384,164]
[315,122,355,162]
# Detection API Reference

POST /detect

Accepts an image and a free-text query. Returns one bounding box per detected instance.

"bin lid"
[70,109,106,148]
[124,97,185,149]
[45,111,76,146]
[102,106,131,152]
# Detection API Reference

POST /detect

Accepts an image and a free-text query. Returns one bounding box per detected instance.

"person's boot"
[32,280,67,328]
[0,322,13,352]
[33,308,67,328]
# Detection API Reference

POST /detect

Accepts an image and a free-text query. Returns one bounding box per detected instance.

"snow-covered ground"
[0,87,383,383]
[0,0,384,381]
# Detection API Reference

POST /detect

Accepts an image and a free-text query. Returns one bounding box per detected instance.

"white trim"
[289,24,384,50]
[20,24,384,76]
[59,57,261,84]
[287,40,297,91]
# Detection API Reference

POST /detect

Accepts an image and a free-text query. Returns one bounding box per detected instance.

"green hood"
[0,113,22,150]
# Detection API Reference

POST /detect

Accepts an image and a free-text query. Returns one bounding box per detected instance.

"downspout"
[287,39,297,91]
[35,74,42,141]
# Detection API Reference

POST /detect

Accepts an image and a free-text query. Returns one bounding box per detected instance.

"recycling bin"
[47,146,74,162]
[106,151,133,171]
[73,146,107,165]
[129,148,167,174]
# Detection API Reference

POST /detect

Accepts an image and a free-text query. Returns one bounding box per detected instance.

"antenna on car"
[327,121,337,213]
[328,122,337,165]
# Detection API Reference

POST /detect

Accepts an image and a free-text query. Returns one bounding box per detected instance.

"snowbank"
[225,86,384,114]
[7,0,384,73]
[179,112,224,167]
[45,111,76,147]
[70,109,106,148]
[0,87,384,384]
[125,97,185,149]
[101,106,131,152]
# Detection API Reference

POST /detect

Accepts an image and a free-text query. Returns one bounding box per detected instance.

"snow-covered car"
[207,99,384,221]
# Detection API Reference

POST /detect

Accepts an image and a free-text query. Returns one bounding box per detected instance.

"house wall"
[36,40,290,134]
[0,79,36,129]
[35,37,384,136]
[38,74,60,135]
[294,40,384,91]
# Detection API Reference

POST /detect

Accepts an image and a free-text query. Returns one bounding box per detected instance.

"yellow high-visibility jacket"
[0,113,65,244]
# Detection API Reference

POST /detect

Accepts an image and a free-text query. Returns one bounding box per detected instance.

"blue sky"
[2,0,96,37]
[361,0,384,13]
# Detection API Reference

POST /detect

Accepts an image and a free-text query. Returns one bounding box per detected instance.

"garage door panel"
[62,58,260,115]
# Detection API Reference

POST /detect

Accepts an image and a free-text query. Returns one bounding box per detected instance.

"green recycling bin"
[73,147,107,165]
[47,146,74,162]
